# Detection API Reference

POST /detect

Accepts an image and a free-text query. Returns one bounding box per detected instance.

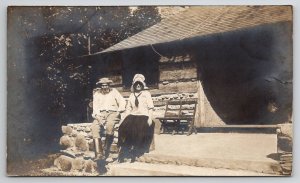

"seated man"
[91,77,126,160]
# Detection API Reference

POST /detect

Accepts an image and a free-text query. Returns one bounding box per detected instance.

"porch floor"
[109,133,281,176]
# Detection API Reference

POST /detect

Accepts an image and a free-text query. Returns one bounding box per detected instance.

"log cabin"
[68,6,293,127]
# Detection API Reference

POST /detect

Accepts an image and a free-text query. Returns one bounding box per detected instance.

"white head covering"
[131,74,149,91]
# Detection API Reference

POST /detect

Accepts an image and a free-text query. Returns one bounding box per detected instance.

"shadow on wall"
[187,21,292,124]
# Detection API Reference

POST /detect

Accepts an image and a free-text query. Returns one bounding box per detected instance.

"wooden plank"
[159,67,197,82]
[167,100,197,105]
[155,81,198,93]
[118,81,198,96]
[108,75,122,85]
[181,109,195,113]
[198,80,205,127]
[181,106,196,110]
[159,55,191,63]
[199,125,278,128]
[159,61,196,69]
[153,101,167,107]
[166,107,181,111]
[157,117,194,120]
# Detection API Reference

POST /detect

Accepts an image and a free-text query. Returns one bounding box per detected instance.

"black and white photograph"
[7,5,293,176]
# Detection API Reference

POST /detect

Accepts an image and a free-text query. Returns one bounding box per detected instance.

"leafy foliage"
[10,6,161,123]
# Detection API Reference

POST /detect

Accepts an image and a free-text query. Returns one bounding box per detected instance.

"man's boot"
[104,134,114,159]
[93,138,104,160]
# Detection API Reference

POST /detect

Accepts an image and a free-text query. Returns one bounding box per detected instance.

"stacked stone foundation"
[53,123,119,173]
[277,123,293,175]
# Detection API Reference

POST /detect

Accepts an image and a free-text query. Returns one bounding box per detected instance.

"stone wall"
[277,123,293,175]
[53,123,119,173]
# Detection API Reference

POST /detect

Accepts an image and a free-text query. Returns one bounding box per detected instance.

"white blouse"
[126,90,154,116]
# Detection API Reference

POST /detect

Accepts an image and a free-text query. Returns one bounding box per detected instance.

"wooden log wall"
[99,55,225,127]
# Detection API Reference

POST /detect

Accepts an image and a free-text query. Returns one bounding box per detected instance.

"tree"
[36,7,161,122]
[8,7,162,161]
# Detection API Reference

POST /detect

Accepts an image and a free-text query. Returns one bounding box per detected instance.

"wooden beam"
[159,67,197,82]
[199,125,278,128]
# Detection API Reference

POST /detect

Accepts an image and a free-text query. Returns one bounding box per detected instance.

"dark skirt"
[118,115,154,158]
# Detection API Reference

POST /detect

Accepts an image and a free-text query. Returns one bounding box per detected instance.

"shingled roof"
[97,6,292,54]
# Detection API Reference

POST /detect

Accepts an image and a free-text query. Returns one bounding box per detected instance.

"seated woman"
[118,74,155,163]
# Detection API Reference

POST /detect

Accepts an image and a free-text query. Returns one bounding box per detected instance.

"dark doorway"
[122,47,160,89]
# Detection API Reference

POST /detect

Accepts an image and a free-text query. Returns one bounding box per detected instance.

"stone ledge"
[107,162,276,176]
[41,167,100,176]
[138,153,282,175]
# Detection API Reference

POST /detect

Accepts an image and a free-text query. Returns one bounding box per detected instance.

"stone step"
[107,162,276,176]
[137,153,282,175]
[42,167,100,176]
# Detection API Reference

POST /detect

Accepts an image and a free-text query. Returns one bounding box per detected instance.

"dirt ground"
[7,154,60,176]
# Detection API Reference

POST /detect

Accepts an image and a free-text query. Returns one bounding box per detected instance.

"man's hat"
[96,77,113,85]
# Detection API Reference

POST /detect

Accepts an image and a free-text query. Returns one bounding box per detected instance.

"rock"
[79,131,88,138]
[77,126,84,131]
[71,130,78,137]
[162,81,169,85]
[85,127,91,132]
[60,149,76,158]
[85,133,93,139]
[87,132,93,138]
[71,157,85,171]
[54,155,73,171]
[278,136,292,152]
[280,152,293,175]
[88,139,95,151]
[75,134,89,151]
[84,159,97,173]
[59,135,73,149]
[62,126,73,135]
[57,123,122,173]
[106,157,114,163]
[278,124,293,139]
[83,151,95,160]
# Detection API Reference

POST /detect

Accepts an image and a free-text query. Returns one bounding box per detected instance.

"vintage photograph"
[7,6,293,176]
